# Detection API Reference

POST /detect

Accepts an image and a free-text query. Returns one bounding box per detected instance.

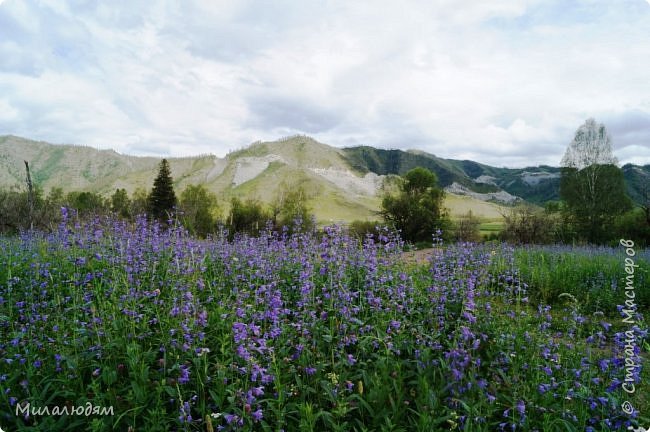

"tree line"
[0,158,313,238]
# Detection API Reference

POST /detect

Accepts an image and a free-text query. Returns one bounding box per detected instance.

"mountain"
[342,147,560,205]
[622,163,650,205]
[1,135,647,223]
[0,135,377,222]
[341,146,650,207]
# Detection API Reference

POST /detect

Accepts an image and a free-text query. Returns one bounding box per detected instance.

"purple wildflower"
[179,364,190,384]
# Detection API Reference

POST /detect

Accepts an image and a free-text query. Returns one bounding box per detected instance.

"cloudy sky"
[1,0,649,167]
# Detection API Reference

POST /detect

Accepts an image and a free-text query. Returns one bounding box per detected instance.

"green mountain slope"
[342,146,649,208]
[3,134,646,223]
[622,164,650,205]
[0,135,384,222]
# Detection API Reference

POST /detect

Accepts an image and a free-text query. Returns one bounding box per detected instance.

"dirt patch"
[232,154,284,186]
[399,248,439,265]
[310,167,383,196]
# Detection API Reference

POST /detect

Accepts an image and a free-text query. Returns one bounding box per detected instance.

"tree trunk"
[24,160,34,231]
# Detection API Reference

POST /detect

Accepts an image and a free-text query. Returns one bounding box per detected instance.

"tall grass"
[502,246,650,317]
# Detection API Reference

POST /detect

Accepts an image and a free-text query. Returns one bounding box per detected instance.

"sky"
[1,0,649,168]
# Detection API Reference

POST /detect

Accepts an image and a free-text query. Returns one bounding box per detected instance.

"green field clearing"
[444,194,507,219]
[479,220,504,237]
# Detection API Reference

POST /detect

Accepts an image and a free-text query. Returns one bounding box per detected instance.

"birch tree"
[560,118,617,169]
[560,119,631,243]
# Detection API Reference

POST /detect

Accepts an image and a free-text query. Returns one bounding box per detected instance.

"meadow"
[0,211,648,431]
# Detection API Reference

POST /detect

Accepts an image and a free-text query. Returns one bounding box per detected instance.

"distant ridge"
[1,135,648,222]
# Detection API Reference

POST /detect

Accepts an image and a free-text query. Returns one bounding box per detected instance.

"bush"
[0,186,65,233]
[179,185,220,237]
[349,220,385,241]
[66,191,108,216]
[612,208,650,247]
[227,197,270,238]
[111,188,131,219]
[271,184,314,234]
[500,205,558,244]
[452,211,481,243]
[381,167,449,243]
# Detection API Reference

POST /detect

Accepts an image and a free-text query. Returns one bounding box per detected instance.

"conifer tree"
[148,159,177,221]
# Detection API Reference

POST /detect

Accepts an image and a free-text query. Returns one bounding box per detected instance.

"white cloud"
[0,98,20,122]
[0,0,648,167]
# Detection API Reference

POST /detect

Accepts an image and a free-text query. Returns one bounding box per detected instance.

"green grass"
[478,221,504,238]
[444,194,506,219]
[495,246,650,317]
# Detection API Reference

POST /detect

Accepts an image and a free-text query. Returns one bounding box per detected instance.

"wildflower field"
[0,213,648,431]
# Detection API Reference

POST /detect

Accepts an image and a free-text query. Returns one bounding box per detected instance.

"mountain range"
[1,135,648,223]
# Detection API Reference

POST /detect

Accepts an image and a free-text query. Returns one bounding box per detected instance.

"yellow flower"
[326,372,339,385]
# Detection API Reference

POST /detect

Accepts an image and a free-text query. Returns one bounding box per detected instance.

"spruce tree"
[148,159,177,221]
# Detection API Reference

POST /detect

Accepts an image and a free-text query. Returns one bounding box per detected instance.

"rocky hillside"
[2,135,647,222]
[0,135,384,222]
[341,146,649,207]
